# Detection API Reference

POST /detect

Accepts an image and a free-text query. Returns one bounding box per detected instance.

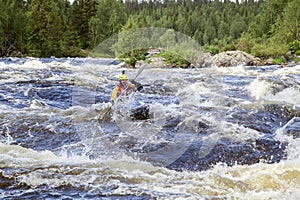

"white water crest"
[0,57,299,199]
[1,142,300,199]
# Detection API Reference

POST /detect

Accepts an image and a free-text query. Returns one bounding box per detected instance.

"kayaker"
[110,71,142,104]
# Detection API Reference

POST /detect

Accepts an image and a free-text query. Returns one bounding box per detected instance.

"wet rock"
[163,103,296,171]
[192,52,214,68]
[142,51,213,68]
[212,50,261,67]
[135,50,261,68]
[279,117,300,139]
[134,60,146,68]
[285,51,294,61]
[162,115,181,130]
[148,57,166,68]
[264,58,274,65]
[263,104,299,119]
[0,171,16,189]
[167,137,287,172]
[228,104,299,134]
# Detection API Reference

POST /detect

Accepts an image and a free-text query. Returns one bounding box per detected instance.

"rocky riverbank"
[135,50,300,68]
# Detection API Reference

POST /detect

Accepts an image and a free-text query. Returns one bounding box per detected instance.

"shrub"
[251,42,289,59]
[154,51,190,67]
[118,49,148,67]
[293,57,300,63]
[271,57,286,64]
[203,44,219,55]
[289,40,300,54]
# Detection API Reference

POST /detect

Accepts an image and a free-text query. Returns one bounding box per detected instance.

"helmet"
[118,74,128,81]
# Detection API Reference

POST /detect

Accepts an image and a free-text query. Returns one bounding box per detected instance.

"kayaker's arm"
[110,86,119,102]
[130,79,143,91]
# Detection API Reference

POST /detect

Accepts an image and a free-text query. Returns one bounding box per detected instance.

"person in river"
[110,71,142,104]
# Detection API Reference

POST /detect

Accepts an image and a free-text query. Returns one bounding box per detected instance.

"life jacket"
[117,82,134,96]
[110,82,135,102]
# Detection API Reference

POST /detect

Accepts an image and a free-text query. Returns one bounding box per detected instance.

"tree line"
[0,0,299,59]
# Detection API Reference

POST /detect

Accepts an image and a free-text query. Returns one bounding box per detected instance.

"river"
[0,57,299,199]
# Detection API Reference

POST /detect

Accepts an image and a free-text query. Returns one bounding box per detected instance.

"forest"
[0,0,299,61]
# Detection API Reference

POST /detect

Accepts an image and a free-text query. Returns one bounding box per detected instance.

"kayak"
[97,101,151,121]
[129,102,151,120]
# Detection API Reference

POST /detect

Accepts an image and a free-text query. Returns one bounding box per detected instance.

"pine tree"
[0,0,27,56]
[72,0,97,49]
[159,29,176,50]
[113,15,139,57]
[92,0,127,44]
[275,0,300,53]
[26,0,64,57]
[230,13,247,39]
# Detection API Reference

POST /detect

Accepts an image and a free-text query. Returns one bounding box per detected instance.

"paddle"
[133,62,148,80]
[130,62,148,91]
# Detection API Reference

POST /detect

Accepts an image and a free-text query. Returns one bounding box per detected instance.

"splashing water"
[0,58,299,199]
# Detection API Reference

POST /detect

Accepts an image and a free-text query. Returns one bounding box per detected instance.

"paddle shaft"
[133,63,148,81]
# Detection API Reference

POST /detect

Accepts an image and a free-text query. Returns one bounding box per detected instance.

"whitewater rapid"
[0,58,299,199]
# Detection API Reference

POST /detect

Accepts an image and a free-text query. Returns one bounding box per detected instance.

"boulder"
[192,52,214,68]
[212,50,261,67]
[149,57,166,68]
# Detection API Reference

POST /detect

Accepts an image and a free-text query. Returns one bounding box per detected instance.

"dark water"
[0,58,299,199]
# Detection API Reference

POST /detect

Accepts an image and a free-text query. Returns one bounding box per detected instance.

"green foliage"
[230,14,247,39]
[203,45,219,55]
[0,0,297,59]
[271,57,286,65]
[251,40,289,58]
[288,41,300,55]
[112,19,149,58]
[0,0,27,56]
[293,57,300,62]
[159,29,176,50]
[89,17,102,48]
[272,0,300,55]
[237,32,257,53]
[92,0,127,46]
[118,49,148,66]
[26,0,79,57]
[154,51,190,67]
[72,0,97,49]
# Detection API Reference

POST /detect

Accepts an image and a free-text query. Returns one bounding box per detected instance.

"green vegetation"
[0,0,299,61]
[271,57,286,65]
[293,57,300,63]
[153,51,190,68]
[118,49,148,66]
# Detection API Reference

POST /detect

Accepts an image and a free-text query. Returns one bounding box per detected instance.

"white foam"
[216,65,255,76]
[247,78,300,105]
[273,64,300,76]
[1,141,300,199]
[267,87,300,105]
[246,79,273,101]
[176,82,214,107]
[276,117,300,160]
